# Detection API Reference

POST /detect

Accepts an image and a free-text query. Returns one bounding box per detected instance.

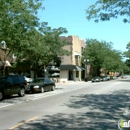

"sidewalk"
[55,80,90,85]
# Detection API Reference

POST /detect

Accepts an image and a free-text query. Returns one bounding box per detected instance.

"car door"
[4,77,14,95]
[12,76,21,94]
[46,78,53,91]
[43,78,50,91]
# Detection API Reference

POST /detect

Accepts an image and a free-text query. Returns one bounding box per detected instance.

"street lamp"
[0,41,11,75]
[44,68,48,78]
[84,59,89,81]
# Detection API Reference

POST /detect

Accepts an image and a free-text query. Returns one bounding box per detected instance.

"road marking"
[0,103,13,109]
[9,116,38,129]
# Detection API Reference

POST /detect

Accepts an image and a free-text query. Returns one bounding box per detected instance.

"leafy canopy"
[86,0,130,23]
[124,42,130,58]
[0,0,70,68]
[82,39,123,72]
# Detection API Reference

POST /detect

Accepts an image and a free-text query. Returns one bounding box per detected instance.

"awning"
[79,66,86,70]
[59,65,83,71]
[74,52,82,57]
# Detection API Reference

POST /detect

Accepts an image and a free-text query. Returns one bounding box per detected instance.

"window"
[13,76,19,84]
[44,78,51,83]
[6,77,13,84]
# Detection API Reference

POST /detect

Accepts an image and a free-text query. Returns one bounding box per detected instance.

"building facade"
[59,36,85,82]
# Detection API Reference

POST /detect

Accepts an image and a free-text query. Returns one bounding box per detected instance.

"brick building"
[59,36,86,82]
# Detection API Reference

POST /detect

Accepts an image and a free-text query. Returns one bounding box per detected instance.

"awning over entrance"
[74,52,82,57]
[59,65,85,71]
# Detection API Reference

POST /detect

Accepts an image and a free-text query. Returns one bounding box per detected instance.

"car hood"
[29,82,43,86]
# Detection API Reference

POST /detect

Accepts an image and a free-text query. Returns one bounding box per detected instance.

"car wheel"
[0,91,3,101]
[51,85,55,91]
[19,88,25,97]
[40,87,44,93]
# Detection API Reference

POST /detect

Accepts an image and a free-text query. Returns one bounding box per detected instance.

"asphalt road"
[0,78,130,130]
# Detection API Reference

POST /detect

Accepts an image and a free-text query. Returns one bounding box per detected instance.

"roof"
[59,65,85,71]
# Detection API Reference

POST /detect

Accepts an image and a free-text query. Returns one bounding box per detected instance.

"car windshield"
[32,79,44,83]
[0,77,6,83]
[94,76,99,78]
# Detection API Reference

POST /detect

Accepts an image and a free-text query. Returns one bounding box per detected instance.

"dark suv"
[0,75,27,100]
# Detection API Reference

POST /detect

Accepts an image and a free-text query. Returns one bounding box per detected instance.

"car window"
[6,77,13,84]
[19,76,25,83]
[13,76,19,84]
[33,79,44,83]
[44,78,51,83]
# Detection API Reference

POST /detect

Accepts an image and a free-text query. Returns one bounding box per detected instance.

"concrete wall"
[60,70,68,82]
[60,36,85,66]
[59,36,72,65]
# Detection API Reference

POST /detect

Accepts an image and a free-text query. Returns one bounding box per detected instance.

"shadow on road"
[16,89,130,130]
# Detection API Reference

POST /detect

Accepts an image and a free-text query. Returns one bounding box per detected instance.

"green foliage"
[124,42,130,58]
[124,42,130,73]
[82,39,124,73]
[86,0,130,23]
[0,0,43,50]
[0,0,70,69]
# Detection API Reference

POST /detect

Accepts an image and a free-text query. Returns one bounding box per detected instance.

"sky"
[38,0,130,53]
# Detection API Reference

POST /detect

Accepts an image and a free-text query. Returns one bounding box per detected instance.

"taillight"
[26,82,28,85]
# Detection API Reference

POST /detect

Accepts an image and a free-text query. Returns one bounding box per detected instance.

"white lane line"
[0,103,13,109]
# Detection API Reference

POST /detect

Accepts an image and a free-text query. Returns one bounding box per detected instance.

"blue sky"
[38,0,130,52]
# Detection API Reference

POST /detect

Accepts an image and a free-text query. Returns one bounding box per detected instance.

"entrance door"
[68,71,73,80]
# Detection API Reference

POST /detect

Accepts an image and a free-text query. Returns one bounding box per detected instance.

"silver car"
[92,76,101,82]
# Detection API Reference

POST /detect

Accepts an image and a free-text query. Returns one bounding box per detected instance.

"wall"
[59,36,85,82]
[60,70,68,82]
[59,36,72,65]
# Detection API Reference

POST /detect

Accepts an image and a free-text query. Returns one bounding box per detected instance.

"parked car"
[0,75,27,101]
[100,76,107,81]
[92,76,101,82]
[24,76,33,84]
[110,76,118,79]
[26,78,55,93]
[105,75,110,80]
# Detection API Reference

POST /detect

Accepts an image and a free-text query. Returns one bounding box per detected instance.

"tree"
[86,0,130,23]
[42,26,71,65]
[12,25,71,77]
[0,0,71,76]
[82,39,123,76]
[0,0,44,58]
[14,26,70,66]
[123,42,130,73]
[124,42,130,58]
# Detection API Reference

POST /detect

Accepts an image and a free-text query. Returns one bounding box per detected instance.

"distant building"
[59,36,86,82]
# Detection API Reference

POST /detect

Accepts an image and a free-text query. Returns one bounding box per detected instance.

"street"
[0,78,130,130]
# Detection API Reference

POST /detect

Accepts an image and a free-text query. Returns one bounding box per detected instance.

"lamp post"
[0,41,10,75]
[84,59,89,82]
[44,68,48,78]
